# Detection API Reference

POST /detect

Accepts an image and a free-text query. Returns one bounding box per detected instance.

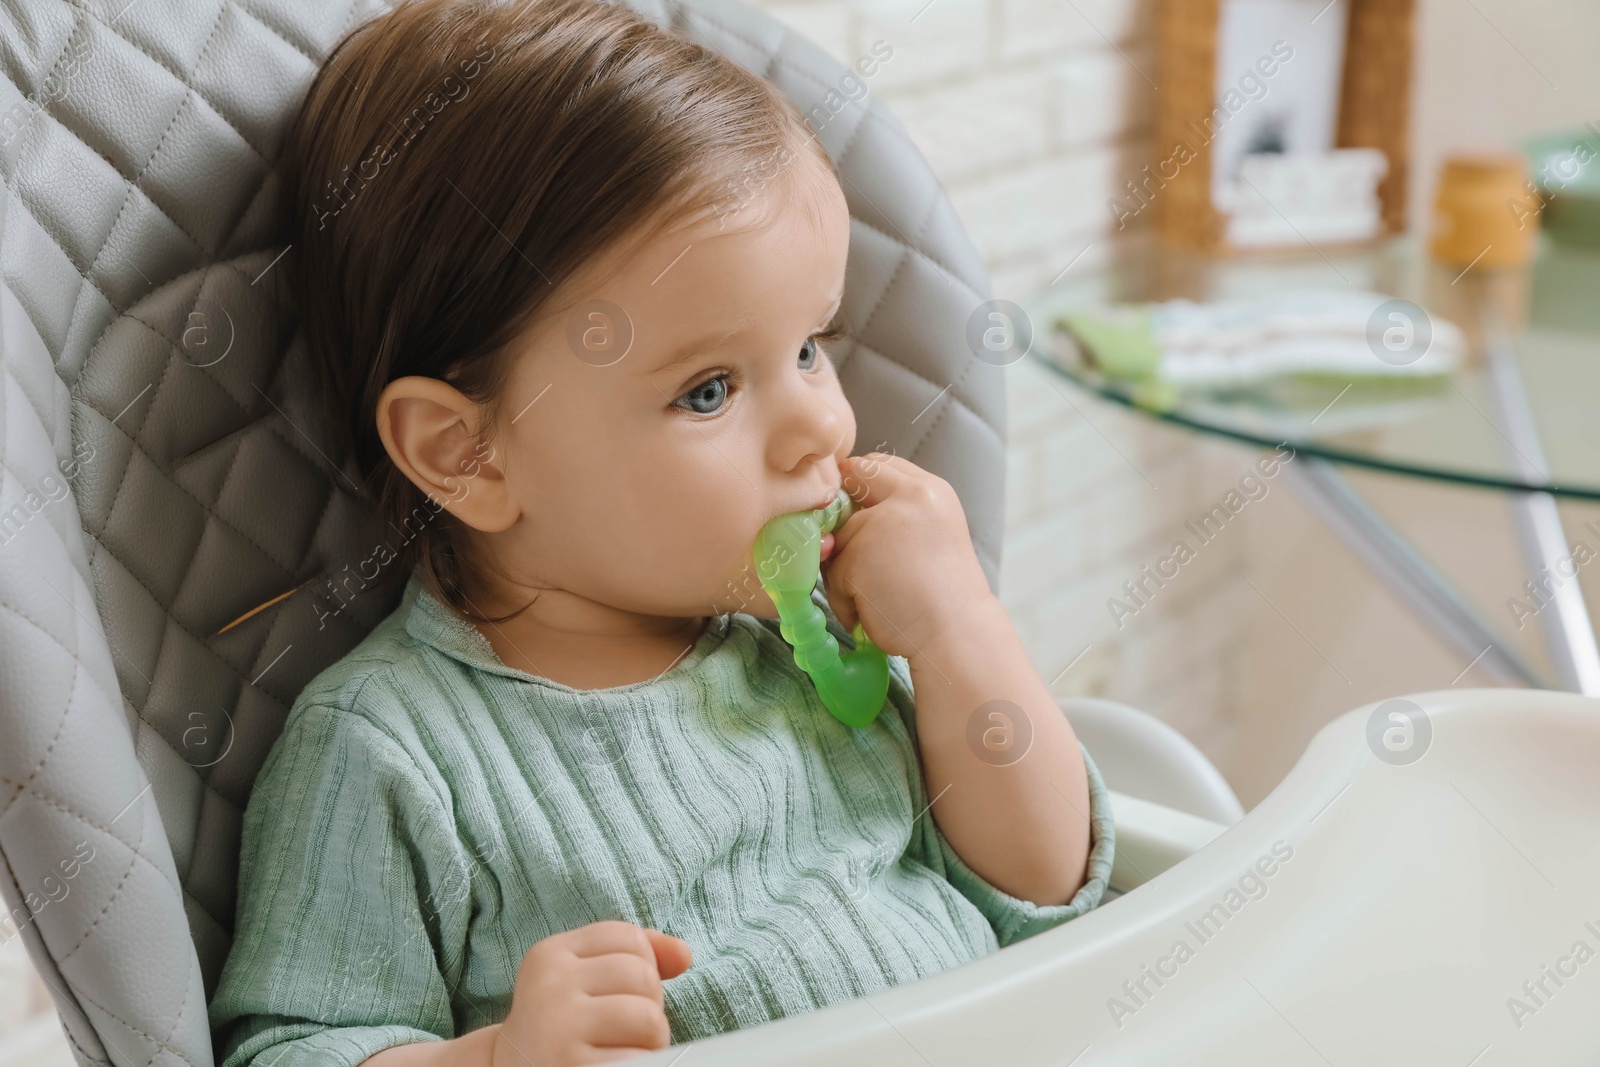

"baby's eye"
[809,322,848,366]
[798,336,820,370]
[675,373,730,415]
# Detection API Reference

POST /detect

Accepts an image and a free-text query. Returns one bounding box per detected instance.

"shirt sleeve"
[208,701,473,1067]
[885,650,1117,951]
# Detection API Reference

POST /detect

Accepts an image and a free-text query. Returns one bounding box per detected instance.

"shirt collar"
[400,571,737,686]
[402,572,524,679]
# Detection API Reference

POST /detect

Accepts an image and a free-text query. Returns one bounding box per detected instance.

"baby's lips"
[820,532,835,561]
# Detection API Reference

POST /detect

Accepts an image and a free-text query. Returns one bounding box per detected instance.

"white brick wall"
[753,0,1254,784]
[855,0,989,88]
[995,0,1150,61]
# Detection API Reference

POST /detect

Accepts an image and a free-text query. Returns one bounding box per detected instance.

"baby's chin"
[718,587,780,619]
[701,578,780,619]
[700,530,830,619]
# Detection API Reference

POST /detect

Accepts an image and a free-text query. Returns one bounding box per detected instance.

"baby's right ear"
[375,376,518,533]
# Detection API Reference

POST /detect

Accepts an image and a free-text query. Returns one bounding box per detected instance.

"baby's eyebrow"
[647,288,843,374]
[818,292,843,327]
[647,324,743,374]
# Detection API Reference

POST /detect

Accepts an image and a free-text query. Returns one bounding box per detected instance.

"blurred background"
[738,0,1600,807]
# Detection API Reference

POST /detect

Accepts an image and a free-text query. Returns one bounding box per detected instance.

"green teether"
[752,488,890,728]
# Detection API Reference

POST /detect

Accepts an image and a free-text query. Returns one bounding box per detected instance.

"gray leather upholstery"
[0,0,1005,1063]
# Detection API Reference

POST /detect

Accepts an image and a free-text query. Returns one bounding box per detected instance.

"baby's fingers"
[841,452,917,509]
[820,560,859,632]
[577,952,667,1004]
[643,928,693,979]
[580,993,672,1052]
[575,1049,655,1065]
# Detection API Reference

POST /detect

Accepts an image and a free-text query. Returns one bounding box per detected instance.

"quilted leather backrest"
[0,0,1005,1064]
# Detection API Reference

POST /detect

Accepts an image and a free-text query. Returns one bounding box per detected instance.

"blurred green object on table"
[1523,130,1600,247]
[1051,289,1462,415]
[1026,234,1600,499]
[1054,307,1177,412]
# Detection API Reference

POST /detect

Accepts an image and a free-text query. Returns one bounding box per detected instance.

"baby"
[207,0,1115,1064]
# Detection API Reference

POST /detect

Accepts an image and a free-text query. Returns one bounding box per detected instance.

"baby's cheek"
[691,543,764,618]
[834,405,858,460]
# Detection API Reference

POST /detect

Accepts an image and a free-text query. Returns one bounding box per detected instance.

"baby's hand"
[492,920,692,1067]
[821,453,996,662]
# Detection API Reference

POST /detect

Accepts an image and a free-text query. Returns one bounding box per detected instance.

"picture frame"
[1149,0,1414,255]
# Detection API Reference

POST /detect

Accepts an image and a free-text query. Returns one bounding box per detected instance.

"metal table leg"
[1480,303,1600,695]
[1280,455,1546,689]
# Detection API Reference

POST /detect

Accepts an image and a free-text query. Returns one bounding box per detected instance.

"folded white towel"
[1056,289,1463,389]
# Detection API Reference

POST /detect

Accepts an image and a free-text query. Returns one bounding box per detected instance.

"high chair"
[1,0,1596,1064]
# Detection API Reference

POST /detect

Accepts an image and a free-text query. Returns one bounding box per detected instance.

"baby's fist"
[493,920,691,1067]
[821,453,995,661]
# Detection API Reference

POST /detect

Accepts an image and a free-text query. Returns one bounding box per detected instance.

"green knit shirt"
[208,572,1115,1066]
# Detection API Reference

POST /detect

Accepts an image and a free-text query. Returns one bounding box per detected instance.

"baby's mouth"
[820,532,835,562]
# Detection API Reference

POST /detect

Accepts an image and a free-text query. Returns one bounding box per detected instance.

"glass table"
[1023,234,1600,695]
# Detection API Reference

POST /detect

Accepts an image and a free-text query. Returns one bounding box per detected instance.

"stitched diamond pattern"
[0,0,1003,1063]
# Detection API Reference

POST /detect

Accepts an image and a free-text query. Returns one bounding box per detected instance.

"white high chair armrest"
[1105,789,1229,893]
[1063,698,1245,824]
[631,689,1600,1065]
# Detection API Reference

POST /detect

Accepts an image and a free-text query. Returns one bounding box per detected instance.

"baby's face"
[483,146,855,620]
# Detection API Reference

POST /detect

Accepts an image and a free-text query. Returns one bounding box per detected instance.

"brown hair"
[278,0,836,622]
